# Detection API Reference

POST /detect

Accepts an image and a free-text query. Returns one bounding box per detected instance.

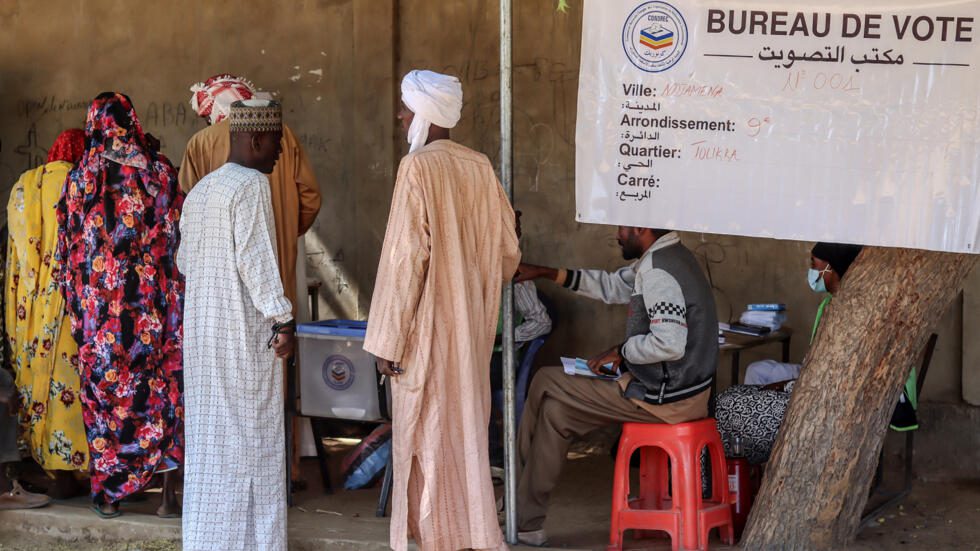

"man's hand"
[376,358,403,377]
[515,263,558,283]
[587,345,623,377]
[272,332,295,359]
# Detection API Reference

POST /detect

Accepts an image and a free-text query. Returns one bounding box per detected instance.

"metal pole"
[499,0,517,545]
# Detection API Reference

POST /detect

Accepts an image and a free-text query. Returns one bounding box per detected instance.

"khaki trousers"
[516,366,708,531]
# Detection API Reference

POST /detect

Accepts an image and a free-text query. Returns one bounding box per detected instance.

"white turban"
[401,70,463,153]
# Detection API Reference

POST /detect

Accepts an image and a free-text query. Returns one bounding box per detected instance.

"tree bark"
[740,247,978,550]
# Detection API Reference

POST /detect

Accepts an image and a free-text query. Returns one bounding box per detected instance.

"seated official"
[743,243,862,386]
[511,227,719,546]
[716,242,919,466]
[715,243,861,465]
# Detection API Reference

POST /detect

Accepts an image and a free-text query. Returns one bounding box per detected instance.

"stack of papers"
[739,303,787,330]
[560,357,621,380]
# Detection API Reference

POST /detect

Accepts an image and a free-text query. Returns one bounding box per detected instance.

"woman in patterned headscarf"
[57,92,184,518]
[6,129,89,500]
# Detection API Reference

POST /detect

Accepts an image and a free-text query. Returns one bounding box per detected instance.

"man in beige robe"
[365,70,520,551]
[180,74,321,315]
[179,74,321,486]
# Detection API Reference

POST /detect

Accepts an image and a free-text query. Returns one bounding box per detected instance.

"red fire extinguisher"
[727,436,754,540]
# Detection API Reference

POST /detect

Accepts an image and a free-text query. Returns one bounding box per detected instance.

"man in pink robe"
[364,70,521,551]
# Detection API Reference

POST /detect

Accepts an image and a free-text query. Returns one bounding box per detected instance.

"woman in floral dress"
[6,129,89,498]
[57,92,184,518]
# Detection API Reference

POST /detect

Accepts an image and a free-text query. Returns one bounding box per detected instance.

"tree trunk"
[740,247,978,550]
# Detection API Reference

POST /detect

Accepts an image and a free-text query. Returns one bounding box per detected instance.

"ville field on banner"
[576,0,979,253]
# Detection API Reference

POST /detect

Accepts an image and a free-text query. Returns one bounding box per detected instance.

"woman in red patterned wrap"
[57,92,184,519]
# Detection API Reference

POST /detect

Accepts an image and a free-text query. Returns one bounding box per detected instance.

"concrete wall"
[0,0,974,404]
[0,0,401,323]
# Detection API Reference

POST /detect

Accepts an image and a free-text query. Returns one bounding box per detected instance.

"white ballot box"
[297,320,390,421]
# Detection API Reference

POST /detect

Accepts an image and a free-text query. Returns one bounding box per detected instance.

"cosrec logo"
[622,1,689,73]
[322,355,355,391]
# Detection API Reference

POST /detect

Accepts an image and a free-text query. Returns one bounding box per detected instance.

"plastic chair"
[609,419,734,551]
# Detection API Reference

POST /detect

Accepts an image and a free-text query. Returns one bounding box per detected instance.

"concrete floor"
[0,438,977,550]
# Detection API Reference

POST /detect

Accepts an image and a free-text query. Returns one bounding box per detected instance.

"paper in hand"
[560,356,621,380]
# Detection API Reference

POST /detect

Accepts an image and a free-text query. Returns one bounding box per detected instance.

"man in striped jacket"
[512,226,718,546]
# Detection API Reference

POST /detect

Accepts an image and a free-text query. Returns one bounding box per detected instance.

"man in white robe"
[178,100,295,551]
[365,70,521,551]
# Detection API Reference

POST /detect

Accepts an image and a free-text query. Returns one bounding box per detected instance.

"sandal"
[90,503,122,519]
[0,481,52,510]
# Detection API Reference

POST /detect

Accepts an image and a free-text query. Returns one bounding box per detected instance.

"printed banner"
[576,0,979,253]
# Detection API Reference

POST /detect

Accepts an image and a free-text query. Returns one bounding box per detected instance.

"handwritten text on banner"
[575,0,979,253]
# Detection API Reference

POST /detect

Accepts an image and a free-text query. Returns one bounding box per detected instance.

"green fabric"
[809,295,833,344]
[890,423,919,432]
[904,367,918,410]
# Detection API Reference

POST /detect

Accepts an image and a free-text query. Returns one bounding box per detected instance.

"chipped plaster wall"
[0,0,386,326]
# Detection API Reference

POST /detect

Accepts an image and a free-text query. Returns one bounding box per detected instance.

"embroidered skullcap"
[401,70,463,153]
[190,74,273,125]
[229,99,283,133]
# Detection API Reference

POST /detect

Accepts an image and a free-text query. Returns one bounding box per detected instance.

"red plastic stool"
[608,418,735,551]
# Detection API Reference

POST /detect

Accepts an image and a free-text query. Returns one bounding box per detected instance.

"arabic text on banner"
[576,0,979,253]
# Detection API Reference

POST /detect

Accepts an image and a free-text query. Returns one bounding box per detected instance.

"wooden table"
[720,327,794,386]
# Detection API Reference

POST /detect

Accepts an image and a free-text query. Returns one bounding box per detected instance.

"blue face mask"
[808,267,831,293]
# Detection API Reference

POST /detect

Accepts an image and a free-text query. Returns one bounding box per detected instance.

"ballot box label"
[323,354,356,391]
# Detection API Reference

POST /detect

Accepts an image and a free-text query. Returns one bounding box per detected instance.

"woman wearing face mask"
[714,242,863,465]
